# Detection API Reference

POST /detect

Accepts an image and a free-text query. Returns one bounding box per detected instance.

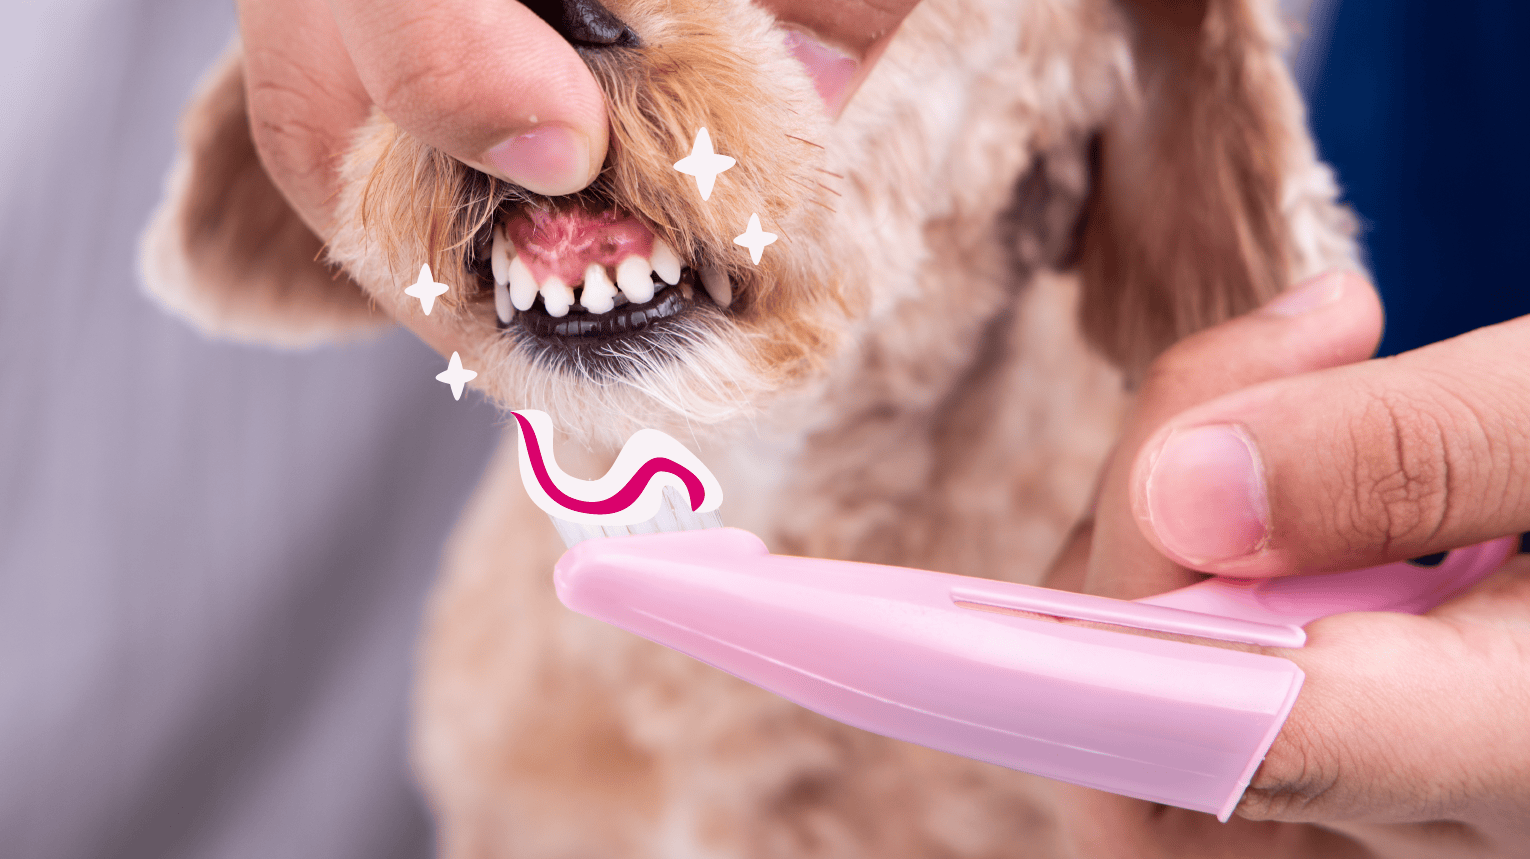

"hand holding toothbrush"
[1047,270,1530,857]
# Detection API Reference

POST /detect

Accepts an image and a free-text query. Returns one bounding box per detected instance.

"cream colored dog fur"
[142,0,1356,855]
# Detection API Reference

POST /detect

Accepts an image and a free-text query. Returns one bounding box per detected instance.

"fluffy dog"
[142,0,1356,854]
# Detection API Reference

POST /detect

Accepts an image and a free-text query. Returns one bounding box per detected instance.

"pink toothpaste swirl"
[511,410,724,525]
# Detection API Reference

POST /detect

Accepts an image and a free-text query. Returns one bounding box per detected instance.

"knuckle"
[1237,704,1344,820]
[242,48,353,185]
[1332,382,1474,553]
[245,81,329,181]
[1137,339,1216,402]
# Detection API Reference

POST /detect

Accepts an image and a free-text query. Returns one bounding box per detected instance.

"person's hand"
[237,0,923,237]
[1046,270,1530,858]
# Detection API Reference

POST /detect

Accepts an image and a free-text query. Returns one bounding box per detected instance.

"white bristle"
[552,486,722,549]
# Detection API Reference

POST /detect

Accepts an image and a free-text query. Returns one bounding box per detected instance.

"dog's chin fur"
[143,0,1358,854]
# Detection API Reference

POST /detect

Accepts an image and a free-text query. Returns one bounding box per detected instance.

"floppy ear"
[139,40,388,347]
[1077,0,1354,377]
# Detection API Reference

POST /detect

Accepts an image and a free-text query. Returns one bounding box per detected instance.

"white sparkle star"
[404,264,450,315]
[732,213,778,265]
[673,127,736,201]
[435,351,478,401]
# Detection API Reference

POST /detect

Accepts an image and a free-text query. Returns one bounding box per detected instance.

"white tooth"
[491,225,512,286]
[581,263,617,313]
[616,256,655,304]
[540,275,574,317]
[494,278,512,324]
[508,255,538,311]
[651,239,682,285]
[701,265,732,309]
[679,282,694,302]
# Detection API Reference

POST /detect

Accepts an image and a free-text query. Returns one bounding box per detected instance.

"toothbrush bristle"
[553,486,723,548]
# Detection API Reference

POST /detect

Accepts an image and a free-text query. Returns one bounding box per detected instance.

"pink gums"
[504,207,656,285]
[513,413,705,515]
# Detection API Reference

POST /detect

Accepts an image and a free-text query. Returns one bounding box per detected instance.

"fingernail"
[1263,270,1347,317]
[483,124,593,196]
[1144,424,1269,565]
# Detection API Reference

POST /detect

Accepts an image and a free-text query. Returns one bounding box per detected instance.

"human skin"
[1046,270,1530,858]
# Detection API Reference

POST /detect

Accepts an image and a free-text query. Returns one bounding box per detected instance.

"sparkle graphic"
[405,264,450,315]
[673,127,736,201]
[732,214,777,264]
[435,352,478,400]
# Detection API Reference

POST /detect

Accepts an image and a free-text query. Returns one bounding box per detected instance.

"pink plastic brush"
[513,411,1518,820]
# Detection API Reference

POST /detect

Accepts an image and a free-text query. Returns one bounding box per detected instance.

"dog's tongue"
[504,207,656,285]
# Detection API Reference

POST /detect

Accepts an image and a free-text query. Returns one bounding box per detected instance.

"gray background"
[0,1,500,857]
[0,1,1332,857]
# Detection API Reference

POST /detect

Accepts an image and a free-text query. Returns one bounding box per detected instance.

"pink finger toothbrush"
[512,411,1518,821]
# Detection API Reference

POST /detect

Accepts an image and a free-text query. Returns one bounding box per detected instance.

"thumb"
[1079,270,1385,599]
[330,0,610,196]
[1130,312,1530,577]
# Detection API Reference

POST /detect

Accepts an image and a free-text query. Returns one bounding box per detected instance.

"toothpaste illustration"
[511,410,724,527]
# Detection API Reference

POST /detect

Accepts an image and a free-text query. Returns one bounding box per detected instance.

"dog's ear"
[140,40,388,347]
[1077,0,1315,377]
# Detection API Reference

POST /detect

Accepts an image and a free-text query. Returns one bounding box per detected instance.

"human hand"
[237,0,922,236]
[1046,271,1530,857]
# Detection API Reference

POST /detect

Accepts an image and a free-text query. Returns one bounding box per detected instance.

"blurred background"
[1301,0,1530,355]
[0,1,1525,858]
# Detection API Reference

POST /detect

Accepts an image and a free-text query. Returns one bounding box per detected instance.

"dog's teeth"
[651,240,682,286]
[680,282,694,301]
[701,265,732,309]
[581,263,617,313]
[540,275,574,317]
[616,256,655,304]
[494,277,512,324]
[491,225,512,286]
[508,256,538,311]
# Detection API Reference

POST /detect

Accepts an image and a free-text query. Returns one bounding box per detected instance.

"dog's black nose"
[522,0,638,48]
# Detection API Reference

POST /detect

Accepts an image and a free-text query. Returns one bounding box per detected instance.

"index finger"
[329,0,610,196]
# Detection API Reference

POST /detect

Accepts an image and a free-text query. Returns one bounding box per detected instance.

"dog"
[142,0,1357,854]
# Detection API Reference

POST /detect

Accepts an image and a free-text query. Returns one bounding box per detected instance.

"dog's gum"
[503,207,656,287]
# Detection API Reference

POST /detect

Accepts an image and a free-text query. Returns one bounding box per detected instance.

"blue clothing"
[1308,0,1530,355]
